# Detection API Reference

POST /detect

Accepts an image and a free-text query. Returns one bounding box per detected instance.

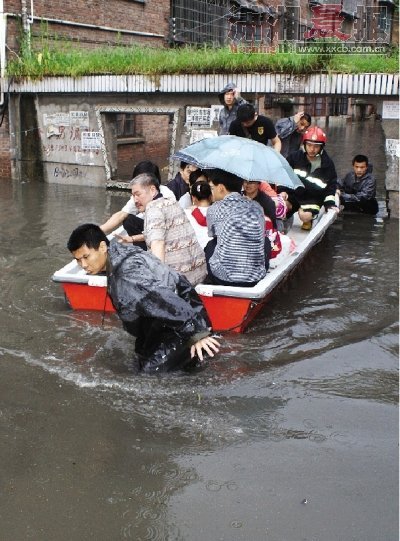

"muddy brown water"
[0,120,398,540]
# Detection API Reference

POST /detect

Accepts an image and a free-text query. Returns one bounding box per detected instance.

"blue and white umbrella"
[173,135,303,189]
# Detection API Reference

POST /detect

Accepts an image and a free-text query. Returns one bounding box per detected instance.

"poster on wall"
[43,110,90,138]
[382,101,399,120]
[385,139,400,158]
[185,107,212,128]
[70,111,90,129]
[210,105,224,124]
[81,132,102,150]
[189,129,218,145]
[43,112,70,138]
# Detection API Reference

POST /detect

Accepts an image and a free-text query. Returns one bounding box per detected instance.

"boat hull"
[199,294,268,333]
[61,282,116,312]
[53,208,338,333]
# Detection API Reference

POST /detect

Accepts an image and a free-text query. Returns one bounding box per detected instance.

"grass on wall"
[6,41,398,79]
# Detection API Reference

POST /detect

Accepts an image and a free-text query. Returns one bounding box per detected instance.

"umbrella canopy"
[173,135,304,189]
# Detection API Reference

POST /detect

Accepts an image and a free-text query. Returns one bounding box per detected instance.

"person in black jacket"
[67,224,219,373]
[167,161,197,203]
[229,103,281,152]
[279,126,339,230]
[337,154,379,214]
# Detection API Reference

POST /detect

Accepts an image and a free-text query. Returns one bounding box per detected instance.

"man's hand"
[294,111,304,124]
[190,336,220,361]
[114,233,134,244]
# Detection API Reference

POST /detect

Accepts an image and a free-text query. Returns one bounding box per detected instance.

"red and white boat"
[52,209,338,333]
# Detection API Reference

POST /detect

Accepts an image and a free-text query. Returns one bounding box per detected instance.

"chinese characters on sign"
[382,101,400,120]
[81,132,102,150]
[227,4,389,53]
[304,4,351,41]
[185,107,212,128]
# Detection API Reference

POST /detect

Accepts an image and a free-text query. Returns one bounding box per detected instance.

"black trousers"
[122,214,147,250]
[342,198,379,215]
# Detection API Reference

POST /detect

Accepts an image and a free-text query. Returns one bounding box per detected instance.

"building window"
[285,7,301,41]
[117,114,137,138]
[170,0,230,46]
[377,5,392,42]
[329,97,349,116]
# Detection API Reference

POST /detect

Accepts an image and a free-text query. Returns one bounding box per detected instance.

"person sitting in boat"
[275,111,312,159]
[67,224,219,373]
[205,169,269,287]
[257,181,288,231]
[115,173,207,286]
[178,169,209,209]
[242,180,295,267]
[184,180,213,249]
[167,161,198,208]
[100,160,175,246]
[337,154,379,215]
[278,126,339,231]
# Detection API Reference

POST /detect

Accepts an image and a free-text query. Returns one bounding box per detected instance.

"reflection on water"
[0,121,398,541]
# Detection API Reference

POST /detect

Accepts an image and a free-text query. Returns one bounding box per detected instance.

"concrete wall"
[7,93,219,186]
[381,119,400,219]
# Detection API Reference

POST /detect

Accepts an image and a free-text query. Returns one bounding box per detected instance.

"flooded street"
[0,120,398,540]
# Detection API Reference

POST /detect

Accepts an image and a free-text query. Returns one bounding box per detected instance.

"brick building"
[0,0,171,179]
[0,0,398,181]
[2,0,170,56]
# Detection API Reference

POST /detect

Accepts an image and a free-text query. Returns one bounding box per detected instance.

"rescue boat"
[52,209,338,333]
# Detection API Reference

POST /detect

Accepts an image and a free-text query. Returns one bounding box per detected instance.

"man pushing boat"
[67,224,219,373]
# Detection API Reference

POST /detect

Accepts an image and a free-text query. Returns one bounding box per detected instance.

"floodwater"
[0,120,398,541]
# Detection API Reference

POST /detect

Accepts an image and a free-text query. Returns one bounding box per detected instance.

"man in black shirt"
[229,103,281,152]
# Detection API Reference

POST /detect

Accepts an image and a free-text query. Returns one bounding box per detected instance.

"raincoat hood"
[218,82,238,105]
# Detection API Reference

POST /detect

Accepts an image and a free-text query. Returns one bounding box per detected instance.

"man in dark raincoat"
[337,154,379,215]
[67,224,219,373]
[218,82,247,135]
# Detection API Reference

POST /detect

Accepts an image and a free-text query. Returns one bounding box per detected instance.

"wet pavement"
[0,119,398,540]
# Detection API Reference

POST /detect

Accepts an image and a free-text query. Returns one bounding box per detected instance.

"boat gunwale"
[52,209,338,300]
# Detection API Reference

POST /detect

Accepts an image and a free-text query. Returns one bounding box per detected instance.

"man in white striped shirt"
[205,169,269,287]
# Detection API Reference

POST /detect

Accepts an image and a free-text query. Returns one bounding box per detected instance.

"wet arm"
[271,136,282,153]
[150,240,166,263]
[101,210,129,234]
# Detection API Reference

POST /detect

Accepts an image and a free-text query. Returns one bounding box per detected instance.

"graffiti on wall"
[53,166,88,179]
[42,110,101,159]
